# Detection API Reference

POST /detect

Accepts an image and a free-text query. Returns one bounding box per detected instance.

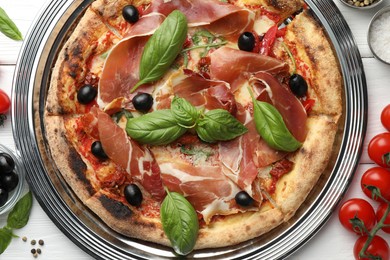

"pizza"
[44,0,342,255]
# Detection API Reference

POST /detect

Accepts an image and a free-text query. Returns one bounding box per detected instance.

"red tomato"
[0,89,10,114]
[368,133,390,168]
[361,167,390,202]
[381,104,390,131]
[259,25,277,56]
[353,235,389,260]
[338,198,376,235]
[376,203,390,233]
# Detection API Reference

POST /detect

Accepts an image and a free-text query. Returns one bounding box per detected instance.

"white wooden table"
[0,0,389,259]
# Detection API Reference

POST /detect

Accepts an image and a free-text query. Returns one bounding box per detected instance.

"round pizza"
[44,0,342,255]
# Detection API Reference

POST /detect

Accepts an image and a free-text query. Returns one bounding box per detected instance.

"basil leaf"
[195,109,248,143]
[126,110,186,145]
[131,10,188,92]
[0,7,22,41]
[7,191,33,229]
[112,109,133,123]
[252,100,301,152]
[0,227,13,254]
[171,97,199,128]
[160,190,199,256]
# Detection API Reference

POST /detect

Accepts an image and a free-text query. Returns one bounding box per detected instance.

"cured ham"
[98,0,255,107]
[97,110,166,201]
[209,47,289,92]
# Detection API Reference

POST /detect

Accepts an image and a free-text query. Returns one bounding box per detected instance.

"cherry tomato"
[338,198,376,235]
[381,104,390,131]
[376,203,390,233]
[368,132,390,168]
[259,25,277,56]
[0,89,10,114]
[353,235,389,260]
[361,167,390,202]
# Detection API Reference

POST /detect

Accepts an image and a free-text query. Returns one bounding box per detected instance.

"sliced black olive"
[0,171,19,192]
[122,5,139,24]
[289,74,308,98]
[0,153,15,174]
[132,93,153,113]
[0,187,8,207]
[238,32,256,52]
[77,85,97,104]
[91,141,108,160]
[124,184,143,207]
[235,191,254,207]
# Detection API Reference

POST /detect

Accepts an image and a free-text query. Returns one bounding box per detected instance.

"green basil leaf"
[0,7,22,41]
[252,100,301,152]
[160,190,199,256]
[171,97,199,128]
[7,191,33,229]
[195,109,248,143]
[131,10,188,92]
[126,110,186,145]
[0,227,13,254]
[111,109,133,123]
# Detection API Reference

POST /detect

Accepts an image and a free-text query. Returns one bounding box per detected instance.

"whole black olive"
[124,184,143,207]
[132,93,153,113]
[0,187,8,207]
[235,191,254,207]
[0,171,19,192]
[0,153,15,174]
[77,85,97,104]
[91,141,108,160]
[289,74,308,98]
[238,32,256,52]
[122,5,139,24]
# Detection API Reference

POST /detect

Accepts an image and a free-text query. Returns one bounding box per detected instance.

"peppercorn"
[31,248,36,254]
[33,252,38,258]
[22,236,27,242]
[31,239,36,245]
[38,239,44,246]
[37,248,41,254]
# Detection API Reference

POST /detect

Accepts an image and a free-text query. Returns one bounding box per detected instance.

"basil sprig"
[250,89,301,152]
[196,109,248,143]
[0,191,33,254]
[160,189,199,256]
[126,97,247,145]
[0,7,22,41]
[131,10,188,93]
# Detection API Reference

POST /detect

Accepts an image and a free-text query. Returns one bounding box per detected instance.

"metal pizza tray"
[12,0,367,259]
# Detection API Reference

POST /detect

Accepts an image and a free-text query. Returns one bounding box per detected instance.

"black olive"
[0,171,19,192]
[235,191,254,207]
[0,153,15,174]
[132,93,153,113]
[122,5,139,24]
[289,74,308,98]
[77,85,97,104]
[91,141,109,159]
[124,184,143,207]
[238,32,256,52]
[0,187,8,207]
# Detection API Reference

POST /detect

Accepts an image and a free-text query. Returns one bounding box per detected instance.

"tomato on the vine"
[381,104,390,132]
[368,132,390,168]
[0,89,10,114]
[339,198,376,235]
[353,235,389,260]
[361,167,390,202]
[376,203,390,234]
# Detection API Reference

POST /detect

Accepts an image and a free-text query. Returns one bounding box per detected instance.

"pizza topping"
[289,73,308,98]
[124,184,143,207]
[235,191,255,207]
[160,189,199,256]
[171,96,199,128]
[122,5,140,24]
[238,31,256,52]
[77,85,97,104]
[91,141,109,160]
[132,92,154,113]
[131,10,188,93]
[259,24,277,56]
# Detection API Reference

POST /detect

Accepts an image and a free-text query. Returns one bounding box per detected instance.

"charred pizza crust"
[44,0,342,252]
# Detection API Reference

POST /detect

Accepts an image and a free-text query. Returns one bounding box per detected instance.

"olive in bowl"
[0,145,25,215]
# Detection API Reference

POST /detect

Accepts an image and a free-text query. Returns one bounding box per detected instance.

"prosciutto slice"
[97,110,166,201]
[209,47,289,92]
[98,0,254,107]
